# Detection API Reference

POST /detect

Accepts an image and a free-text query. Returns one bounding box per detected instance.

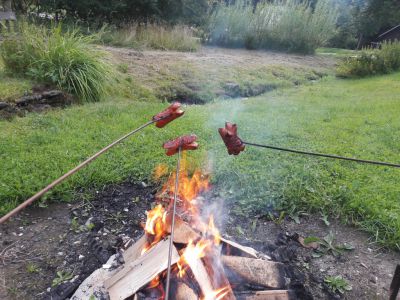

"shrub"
[336,41,400,78]
[0,23,112,102]
[100,23,200,52]
[207,0,338,54]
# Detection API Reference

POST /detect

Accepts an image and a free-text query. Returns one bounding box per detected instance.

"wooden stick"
[221,237,269,259]
[236,290,292,300]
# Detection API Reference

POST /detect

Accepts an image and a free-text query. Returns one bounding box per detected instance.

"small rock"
[123,208,129,212]
[102,264,112,269]
[18,233,23,237]
[84,217,93,227]
[360,262,368,269]
[57,252,64,256]
[141,182,148,188]
[78,255,85,261]
[370,276,378,284]
[73,241,81,245]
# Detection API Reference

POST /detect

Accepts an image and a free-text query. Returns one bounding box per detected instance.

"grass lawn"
[1,73,399,248]
[0,59,33,102]
[316,47,357,58]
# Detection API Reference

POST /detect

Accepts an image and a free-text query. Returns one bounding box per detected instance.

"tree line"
[3,0,400,48]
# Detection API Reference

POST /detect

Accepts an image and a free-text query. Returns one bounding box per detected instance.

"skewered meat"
[218,122,245,155]
[163,135,198,156]
[153,102,184,128]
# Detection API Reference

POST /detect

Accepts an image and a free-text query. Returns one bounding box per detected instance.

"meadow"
[1,64,399,248]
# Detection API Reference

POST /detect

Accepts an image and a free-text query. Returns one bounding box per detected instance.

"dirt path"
[1,181,398,299]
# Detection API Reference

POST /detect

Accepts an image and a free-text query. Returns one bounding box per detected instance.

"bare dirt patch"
[1,180,398,300]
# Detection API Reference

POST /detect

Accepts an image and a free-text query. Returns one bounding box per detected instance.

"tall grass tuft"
[100,23,200,52]
[208,0,338,54]
[336,41,400,78]
[0,23,112,102]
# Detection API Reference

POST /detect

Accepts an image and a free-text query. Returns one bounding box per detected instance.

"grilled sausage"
[163,134,198,156]
[218,122,245,155]
[153,102,184,128]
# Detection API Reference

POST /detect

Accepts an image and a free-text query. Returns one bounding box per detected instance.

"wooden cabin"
[373,25,400,46]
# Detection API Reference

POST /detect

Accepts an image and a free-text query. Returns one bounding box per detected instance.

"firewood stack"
[103,167,294,300]
[103,216,294,300]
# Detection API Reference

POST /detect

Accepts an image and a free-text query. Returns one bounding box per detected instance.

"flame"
[140,157,230,298]
[182,239,211,262]
[158,155,210,215]
[203,286,231,300]
[142,204,168,254]
[207,215,221,246]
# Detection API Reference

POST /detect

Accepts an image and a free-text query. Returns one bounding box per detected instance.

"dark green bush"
[0,23,112,102]
[337,41,400,78]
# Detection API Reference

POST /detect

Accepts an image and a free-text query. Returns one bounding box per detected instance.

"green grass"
[0,59,33,102]
[1,72,399,249]
[316,47,356,57]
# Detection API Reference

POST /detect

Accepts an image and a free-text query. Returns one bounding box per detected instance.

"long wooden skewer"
[165,146,182,300]
[0,120,156,224]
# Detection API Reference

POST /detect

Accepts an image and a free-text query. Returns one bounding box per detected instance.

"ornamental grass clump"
[0,23,112,102]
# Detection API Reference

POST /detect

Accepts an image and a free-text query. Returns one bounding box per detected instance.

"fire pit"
[71,159,306,300]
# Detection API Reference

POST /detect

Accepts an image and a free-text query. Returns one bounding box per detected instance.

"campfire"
[102,158,292,300]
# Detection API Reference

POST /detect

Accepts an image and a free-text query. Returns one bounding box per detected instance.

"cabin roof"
[378,24,400,39]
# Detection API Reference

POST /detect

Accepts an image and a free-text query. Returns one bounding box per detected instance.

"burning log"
[221,256,287,289]
[176,282,198,300]
[236,290,294,300]
[203,249,236,300]
[105,237,180,300]
[184,249,214,297]
[167,216,200,244]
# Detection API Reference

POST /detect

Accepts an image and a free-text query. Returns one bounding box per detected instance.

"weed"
[26,263,40,273]
[312,232,354,257]
[52,271,74,287]
[324,275,352,294]
[320,211,330,226]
